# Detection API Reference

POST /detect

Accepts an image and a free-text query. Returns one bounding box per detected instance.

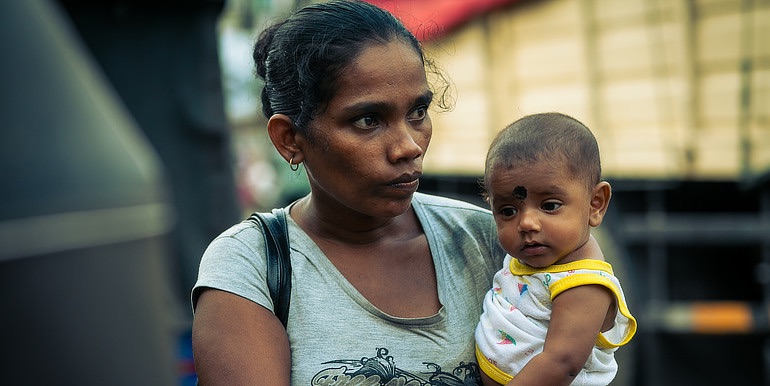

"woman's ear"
[588,181,612,227]
[267,114,304,165]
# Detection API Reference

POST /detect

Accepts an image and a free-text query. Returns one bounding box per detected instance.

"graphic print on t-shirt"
[310,347,481,385]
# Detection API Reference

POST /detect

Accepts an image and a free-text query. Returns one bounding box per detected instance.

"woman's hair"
[484,112,602,191]
[253,0,450,139]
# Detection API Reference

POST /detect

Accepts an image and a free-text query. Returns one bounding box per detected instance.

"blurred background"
[1,0,768,385]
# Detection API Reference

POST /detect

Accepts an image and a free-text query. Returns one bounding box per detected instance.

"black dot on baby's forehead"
[513,186,527,200]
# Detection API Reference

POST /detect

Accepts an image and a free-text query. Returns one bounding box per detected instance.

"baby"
[475,112,636,385]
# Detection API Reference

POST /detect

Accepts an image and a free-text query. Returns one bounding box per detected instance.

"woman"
[192,1,505,384]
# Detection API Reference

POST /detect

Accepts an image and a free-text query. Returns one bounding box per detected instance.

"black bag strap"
[248,208,291,328]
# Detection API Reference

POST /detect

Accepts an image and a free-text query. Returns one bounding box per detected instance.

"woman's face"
[298,39,433,220]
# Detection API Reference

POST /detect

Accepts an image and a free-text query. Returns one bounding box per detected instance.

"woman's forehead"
[328,40,428,106]
[343,41,424,83]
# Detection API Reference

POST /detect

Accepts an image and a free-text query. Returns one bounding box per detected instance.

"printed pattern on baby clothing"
[474,255,637,385]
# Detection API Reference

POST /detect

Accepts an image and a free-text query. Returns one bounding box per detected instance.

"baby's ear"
[589,181,612,227]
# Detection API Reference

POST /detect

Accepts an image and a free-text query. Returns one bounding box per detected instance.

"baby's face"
[486,159,594,268]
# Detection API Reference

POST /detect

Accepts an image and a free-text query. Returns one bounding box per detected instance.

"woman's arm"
[192,288,291,385]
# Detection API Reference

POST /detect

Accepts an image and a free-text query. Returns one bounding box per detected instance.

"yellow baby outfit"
[475,255,637,385]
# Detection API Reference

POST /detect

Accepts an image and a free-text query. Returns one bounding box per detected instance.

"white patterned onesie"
[475,255,637,385]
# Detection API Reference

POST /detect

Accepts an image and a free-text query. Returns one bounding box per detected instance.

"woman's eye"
[407,106,428,122]
[352,115,379,130]
[542,202,562,212]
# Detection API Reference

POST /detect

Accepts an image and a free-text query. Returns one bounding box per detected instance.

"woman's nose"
[388,122,424,163]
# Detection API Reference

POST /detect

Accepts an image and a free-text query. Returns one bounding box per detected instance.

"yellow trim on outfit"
[475,343,514,384]
[501,259,638,352]
[510,258,614,276]
[550,273,638,348]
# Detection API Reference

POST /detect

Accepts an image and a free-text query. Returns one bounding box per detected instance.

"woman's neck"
[290,195,417,246]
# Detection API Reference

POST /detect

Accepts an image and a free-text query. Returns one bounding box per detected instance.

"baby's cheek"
[497,227,520,254]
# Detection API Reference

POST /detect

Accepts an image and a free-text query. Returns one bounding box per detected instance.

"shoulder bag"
[248,208,292,328]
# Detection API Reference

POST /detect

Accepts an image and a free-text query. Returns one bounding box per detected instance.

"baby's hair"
[483,112,601,193]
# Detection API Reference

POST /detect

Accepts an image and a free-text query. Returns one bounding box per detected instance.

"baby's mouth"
[521,242,547,255]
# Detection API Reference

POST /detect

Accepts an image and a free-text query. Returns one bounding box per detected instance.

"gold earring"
[289,156,300,172]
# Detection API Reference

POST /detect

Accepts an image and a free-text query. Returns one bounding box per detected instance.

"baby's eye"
[407,106,428,122]
[352,115,380,130]
[542,202,562,212]
[499,207,517,217]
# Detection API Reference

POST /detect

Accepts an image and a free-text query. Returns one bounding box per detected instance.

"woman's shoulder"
[412,192,490,215]
[193,218,271,311]
[209,219,263,246]
[197,218,269,271]
[412,192,494,234]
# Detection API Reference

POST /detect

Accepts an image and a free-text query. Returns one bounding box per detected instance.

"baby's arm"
[506,284,614,386]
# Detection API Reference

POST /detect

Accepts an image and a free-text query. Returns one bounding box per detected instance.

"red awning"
[365,0,520,41]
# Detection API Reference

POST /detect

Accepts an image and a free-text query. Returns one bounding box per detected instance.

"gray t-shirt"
[193,192,504,385]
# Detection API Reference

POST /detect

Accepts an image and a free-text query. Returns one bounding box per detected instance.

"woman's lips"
[388,172,421,192]
[390,178,420,192]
